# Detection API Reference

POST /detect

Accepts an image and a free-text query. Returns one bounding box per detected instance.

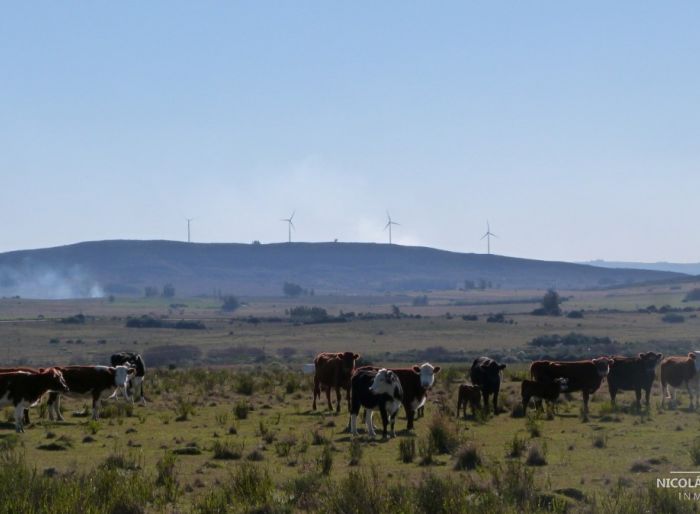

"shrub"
[412,295,429,306]
[233,401,249,420]
[399,438,416,463]
[318,444,333,475]
[684,289,700,302]
[662,313,685,323]
[567,310,584,319]
[60,313,85,324]
[461,314,478,321]
[592,433,608,449]
[234,374,255,395]
[212,440,244,460]
[525,415,542,438]
[428,413,461,454]
[174,397,195,421]
[690,437,700,466]
[506,435,527,458]
[348,439,363,466]
[418,436,437,466]
[221,295,241,312]
[453,442,482,470]
[289,306,330,323]
[525,442,547,466]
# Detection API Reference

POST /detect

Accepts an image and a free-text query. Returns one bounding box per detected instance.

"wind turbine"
[384,211,400,244]
[281,211,295,243]
[481,221,497,255]
[186,218,194,243]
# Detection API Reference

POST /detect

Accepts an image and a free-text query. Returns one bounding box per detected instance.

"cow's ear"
[353,353,360,359]
[638,353,645,359]
[412,365,421,373]
[690,353,696,359]
[433,366,441,374]
[127,368,136,376]
[499,364,507,370]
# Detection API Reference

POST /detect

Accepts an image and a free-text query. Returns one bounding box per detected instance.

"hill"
[0,240,688,298]
[584,259,700,275]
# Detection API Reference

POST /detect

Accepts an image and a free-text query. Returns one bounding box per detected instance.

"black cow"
[110,352,146,404]
[350,368,403,439]
[470,356,506,414]
[607,352,663,408]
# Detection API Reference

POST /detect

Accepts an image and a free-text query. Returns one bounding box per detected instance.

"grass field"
[1,283,700,512]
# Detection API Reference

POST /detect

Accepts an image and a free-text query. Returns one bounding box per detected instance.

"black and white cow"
[350,368,403,439]
[110,352,146,404]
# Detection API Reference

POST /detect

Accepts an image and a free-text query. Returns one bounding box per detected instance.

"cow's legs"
[379,407,389,439]
[365,409,376,437]
[634,388,642,410]
[350,412,358,435]
[312,376,320,410]
[686,382,694,410]
[644,387,651,407]
[406,409,415,431]
[481,391,490,414]
[335,386,342,413]
[609,387,617,407]
[492,388,499,414]
[582,391,590,414]
[92,395,100,420]
[14,404,24,433]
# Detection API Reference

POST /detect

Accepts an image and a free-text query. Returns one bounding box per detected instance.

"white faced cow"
[47,365,134,420]
[350,367,403,438]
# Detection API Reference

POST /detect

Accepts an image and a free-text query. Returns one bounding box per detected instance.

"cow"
[350,367,403,438]
[47,365,134,421]
[109,352,147,405]
[312,352,359,413]
[456,384,481,418]
[0,369,68,432]
[0,366,48,424]
[521,378,568,415]
[470,357,506,414]
[660,352,700,409]
[607,352,663,409]
[529,357,613,413]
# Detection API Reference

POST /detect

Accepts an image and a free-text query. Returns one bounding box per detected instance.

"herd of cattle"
[0,352,146,432]
[1,349,699,436]
[313,350,700,438]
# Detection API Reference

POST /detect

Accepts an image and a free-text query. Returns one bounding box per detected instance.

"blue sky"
[1,2,698,261]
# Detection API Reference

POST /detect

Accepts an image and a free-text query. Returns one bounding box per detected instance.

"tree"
[162,283,175,298]
[283,282,304,298]
[532,289,562,316]
[144,286,159,298]
[221,295,241,312]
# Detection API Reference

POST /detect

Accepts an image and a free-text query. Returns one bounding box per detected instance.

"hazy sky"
[2,2,699,262]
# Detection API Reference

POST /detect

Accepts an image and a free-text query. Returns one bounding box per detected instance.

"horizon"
[3,3,699,262]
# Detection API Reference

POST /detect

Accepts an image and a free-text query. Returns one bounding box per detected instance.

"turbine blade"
[384,222,390,230]
[481,233,488,240]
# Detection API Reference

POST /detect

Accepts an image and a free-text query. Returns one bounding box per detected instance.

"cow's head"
[592,357,613,377]
[411,362,441,389]
[689,351,700,372]
[639,352,663,370]
[45,368,69,392]
[554,377,568,392]
[340,352,360,372]
[114,365,135,388]
[369,368,402,399]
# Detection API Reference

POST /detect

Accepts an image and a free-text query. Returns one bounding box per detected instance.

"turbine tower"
[186,218,194,243]
[281,211,295,243]
[481,221,497,255]
[384,211,400,244]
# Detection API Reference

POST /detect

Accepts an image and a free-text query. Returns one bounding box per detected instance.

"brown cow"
[313,352,359,413]
[521,378,568,415]
[660,351,700,409]
[607,352,663,409]
[47,365,134,420]
[0,369,68,432]
[530,357,613,413]
[456,384,481,418]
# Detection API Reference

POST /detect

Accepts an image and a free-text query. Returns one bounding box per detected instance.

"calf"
[660,352,700,409]
[521,378,568,415]
[456,384,481,418]
[530,357,613,413]
[47,366,134,420]
[470,356,506,414]
[0,366,46,424]
[110,352,147,405]
[607,352,663,409]
[312,351,359,413]
[350,368,403,438]
[0,369,68,432]
[392,363,441,430]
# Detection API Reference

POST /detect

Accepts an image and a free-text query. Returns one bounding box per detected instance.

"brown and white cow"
[47,365,134,420]
[521,378,568,415]
[530,357,613,413]
[312,352,359,413]
[456,384,481,418]
[0,369,68,432]
[660,352,700,409]
[607,352,663,409]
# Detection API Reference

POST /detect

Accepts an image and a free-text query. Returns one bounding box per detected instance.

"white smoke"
[0,262,104,299]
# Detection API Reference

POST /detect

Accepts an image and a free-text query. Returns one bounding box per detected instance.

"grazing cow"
[521,378,568,415]
[607,352,663,409]
[312,351,359,413]
[47,366,134,421]
[660,352,700,409]
[110,352,147,405]
[350,367,403,438]
[470,357,506,414]
[530,357,613,413]
[0,369,68,432]
[456,384,481,418]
